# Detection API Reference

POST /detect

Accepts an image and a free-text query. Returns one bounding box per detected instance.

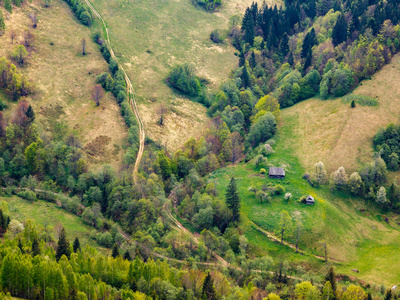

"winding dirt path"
[83,0,145,182]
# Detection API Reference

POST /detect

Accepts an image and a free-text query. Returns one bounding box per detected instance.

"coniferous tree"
[303,50,312,75]
[241,65,250,89]
[288,52,294,66]
[332,13,348,46]
[123,250,131,260]
[56,228,70,261]
[202,272,217,300]
[325,267,337,299]
[225,177,240,222]
[0,209,6,236]
[238,51,245,67]
[18,239,24,254]
[301,28,317,58]
[112,243,119,258]
[385,289,392,300]
[249,51,256,68]
[32,237,40,256]
[280,33,290,57]
[73,237,80,253]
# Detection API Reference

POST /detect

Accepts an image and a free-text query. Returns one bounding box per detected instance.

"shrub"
[275,184,285,195]
[299,195,307,203]
[167,64,202,97]
[260,168,266,174]
[284,192,292,200]
[210,30,223,43]
[17,190,37,201]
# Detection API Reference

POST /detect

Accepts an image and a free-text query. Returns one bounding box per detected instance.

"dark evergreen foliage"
[73,237,80,253]
[225,177,240,222]
[32,237,40,257]
[112,243,119,258]
[202,272,217,300]
[55,228,70,261]
[332,13,348,46]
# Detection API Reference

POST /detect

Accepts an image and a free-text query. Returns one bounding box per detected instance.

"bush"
[17,190,37,201]
[246,112,277,148]
[275,184,285,195]
[193,0,221,11]
[260,168,266,174]
[210,30,223,43]
[167,64,202,97]
[299,195,307,203]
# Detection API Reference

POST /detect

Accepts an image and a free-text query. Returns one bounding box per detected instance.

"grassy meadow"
[210,114,400,285]
[0,196,105,251]
[89,0,281,151]
[0,0,128,170]
[281,54,400,174]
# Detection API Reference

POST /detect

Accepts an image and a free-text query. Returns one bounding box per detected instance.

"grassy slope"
[0,0,127,170]
[210,115,400,285]
[1,196,104,251]
[89,0,279,151]
[282,54,400,174]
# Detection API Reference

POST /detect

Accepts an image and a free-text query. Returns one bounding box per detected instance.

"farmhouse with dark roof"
[269,167,285,179]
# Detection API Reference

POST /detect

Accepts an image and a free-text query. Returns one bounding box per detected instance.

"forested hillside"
[0,0,400,297]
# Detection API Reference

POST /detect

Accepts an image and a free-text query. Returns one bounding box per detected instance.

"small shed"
[306,195,315,205]
[269,167,285,179]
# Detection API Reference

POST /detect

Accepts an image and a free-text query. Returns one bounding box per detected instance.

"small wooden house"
[269,167,285,179]
[306,195,315,205]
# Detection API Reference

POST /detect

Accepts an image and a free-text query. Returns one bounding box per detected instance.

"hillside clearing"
[282,54,400,174]
[89,0,280,151]
[0,0,128,170]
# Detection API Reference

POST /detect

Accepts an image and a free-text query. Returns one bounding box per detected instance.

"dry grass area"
[282,54,400,173]
[90,0,280,152]
[0,0,127,170]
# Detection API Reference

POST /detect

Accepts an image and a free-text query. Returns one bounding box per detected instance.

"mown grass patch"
[342,94,378,106]
[0,196,105,252]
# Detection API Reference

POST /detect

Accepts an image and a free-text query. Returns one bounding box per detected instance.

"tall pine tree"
[332,13,348,46]
[32,237,40,257]
[112,243,119,258]
[225,177,240,222]
[325,267,337,300]
[202,272,217,300]
[73,237,80,253]
[56,228,70,261]
[241,65,250,89]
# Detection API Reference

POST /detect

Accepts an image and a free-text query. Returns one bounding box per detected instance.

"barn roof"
[306,195,314,202]
[269,167,285,176]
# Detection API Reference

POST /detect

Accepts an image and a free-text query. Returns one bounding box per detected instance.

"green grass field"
[88,0,278,151]
[209,114,400,285]
[0,196,105,252]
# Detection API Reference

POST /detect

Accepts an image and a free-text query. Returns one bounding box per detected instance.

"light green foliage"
[342,284,366,300]
[348,172,363,195]
[246,112,277,148]
[11,45,28,66]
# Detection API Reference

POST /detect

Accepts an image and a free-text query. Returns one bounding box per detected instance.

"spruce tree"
[202,272,217,300]
[56,228,70,261]
[4,0,12,13]
[332,13,348,46]
[123,250,131,261]
[112,243,119,258]
[288,52,294,66]
[32,237,40,257]
[249,51,256,68]
[73,237,80,253]
[18,239,24,254]
[225,177,240,222]
[301,28,317,58]
[280,33,290,57]
[241,65,250,89]
[325,267,337,299]
[0,209,6,236]
[238,51,245,67]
